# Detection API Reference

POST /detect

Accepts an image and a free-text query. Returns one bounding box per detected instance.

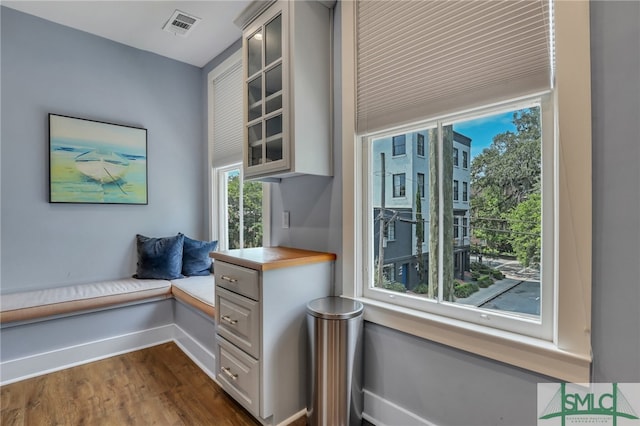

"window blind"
[212,60,243,167]
[356,0,552,134]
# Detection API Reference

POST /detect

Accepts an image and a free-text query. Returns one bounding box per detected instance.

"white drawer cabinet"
[212,247,335,425]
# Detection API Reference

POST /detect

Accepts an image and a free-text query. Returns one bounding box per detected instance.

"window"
[453,147,459,167]
[462,182,468,202]
[215,164,264,249]
[417,133,425,156]
[392,135,405,156]
[454,217,459,238]
[462,217,468,237]
[417,173,425,198]
[393,173,405,197]
[462,151,468,169]
[342,0,592,382]
[384,220,395,241]
[453,180,459,201]
[208,50,269,250]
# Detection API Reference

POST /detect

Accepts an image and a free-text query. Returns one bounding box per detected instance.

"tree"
[470,108,541,260]
[415,189,425,283]
[508,193,541,267]
[227,174,263,249]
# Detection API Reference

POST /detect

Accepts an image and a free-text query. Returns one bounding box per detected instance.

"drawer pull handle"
[221,315,238,325]
[221,275,238,283]
[221,367,238,381]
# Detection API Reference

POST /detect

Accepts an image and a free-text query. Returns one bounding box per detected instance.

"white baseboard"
[0,324,216,386]
[363,389,437,426]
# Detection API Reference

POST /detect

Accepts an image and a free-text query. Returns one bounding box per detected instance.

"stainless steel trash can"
[307,297,364,426]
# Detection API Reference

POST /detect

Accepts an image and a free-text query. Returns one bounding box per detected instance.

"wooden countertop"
[210,247,336,271]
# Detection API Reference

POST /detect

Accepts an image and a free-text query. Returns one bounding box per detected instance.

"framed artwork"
[49,114,148,204]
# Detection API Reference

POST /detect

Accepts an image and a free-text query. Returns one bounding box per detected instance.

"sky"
[453,111,517,159]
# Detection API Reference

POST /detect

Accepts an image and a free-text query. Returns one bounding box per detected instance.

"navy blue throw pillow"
[182,236,218,276]
[135,234,185,280]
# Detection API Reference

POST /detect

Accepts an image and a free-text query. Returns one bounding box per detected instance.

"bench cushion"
[0,279,172,323]
[171,275,215,318]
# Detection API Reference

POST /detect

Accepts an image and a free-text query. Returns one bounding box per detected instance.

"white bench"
[0,276,215,323]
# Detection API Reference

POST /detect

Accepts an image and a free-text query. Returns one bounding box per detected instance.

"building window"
[393,173,406,197]
[462,150,468,169]
[392,135,406,156]
[454,216,459,238]
[453,147,459,166]
[384,220,396,241]
[462,181,468,202]
[453,180,459,201]
[462,217,468,237]
[417,173,425,198]
[417,133,425,156]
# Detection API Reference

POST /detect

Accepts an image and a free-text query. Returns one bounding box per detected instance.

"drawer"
[215,261,260,301]
[216,286,260,359]
[217,336,260,417]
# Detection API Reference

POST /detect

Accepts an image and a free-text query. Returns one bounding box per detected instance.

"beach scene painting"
[49,114,147,204]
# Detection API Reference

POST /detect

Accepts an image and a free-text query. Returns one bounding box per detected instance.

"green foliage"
[477,275,493,288]
[454,282,479,299]
[471,270,481,281]
[470,108,542,260]
[508,192,541,267]
[383,282,407,293]
[227,174,263,249]
[413,283,430,294]
[491,269,505,280]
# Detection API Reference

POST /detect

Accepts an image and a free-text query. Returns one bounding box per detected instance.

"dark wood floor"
[1,342,307,426]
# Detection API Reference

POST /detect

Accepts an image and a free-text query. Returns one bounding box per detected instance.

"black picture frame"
[49,114,148,204]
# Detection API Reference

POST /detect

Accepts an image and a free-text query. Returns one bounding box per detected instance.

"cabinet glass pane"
[266,139,283,162]
[247,31,262,77]
[249,145,262,166]
[266,115,282,139]
[265,15,282,66]
[265,64,282,115]
[248,123,263,166]
[248,76,262,122]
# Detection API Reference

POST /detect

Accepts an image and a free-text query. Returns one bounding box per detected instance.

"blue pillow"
[182,236,218,276]
[135,233,185,280]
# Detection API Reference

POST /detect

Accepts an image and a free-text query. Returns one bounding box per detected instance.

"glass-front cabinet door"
[244,5,288,178]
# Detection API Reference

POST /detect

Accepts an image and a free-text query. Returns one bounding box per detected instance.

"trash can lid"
[307,297,364,320]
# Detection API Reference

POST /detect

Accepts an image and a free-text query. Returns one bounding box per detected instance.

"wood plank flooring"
[1,342,306,426]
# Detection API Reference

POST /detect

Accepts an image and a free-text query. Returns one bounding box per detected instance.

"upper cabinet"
[237,0,333,180]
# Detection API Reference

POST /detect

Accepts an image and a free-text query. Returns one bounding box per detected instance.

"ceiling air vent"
[163,10,201,37]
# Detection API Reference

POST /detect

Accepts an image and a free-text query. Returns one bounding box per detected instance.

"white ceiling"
[2,1,252,67]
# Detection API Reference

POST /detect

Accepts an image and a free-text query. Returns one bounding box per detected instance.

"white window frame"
[363,97,554,339]
[212,163,270,251]
[207,50,270,248]
[340,0,592,383]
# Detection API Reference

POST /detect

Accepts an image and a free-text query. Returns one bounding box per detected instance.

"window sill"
[352,296,591,383]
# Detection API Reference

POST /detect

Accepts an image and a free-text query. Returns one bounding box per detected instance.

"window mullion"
[239,171,245,249]
[437,122,444,303]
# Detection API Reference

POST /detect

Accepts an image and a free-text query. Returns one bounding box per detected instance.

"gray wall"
[590,0,640,383]
[1,7,205,292]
